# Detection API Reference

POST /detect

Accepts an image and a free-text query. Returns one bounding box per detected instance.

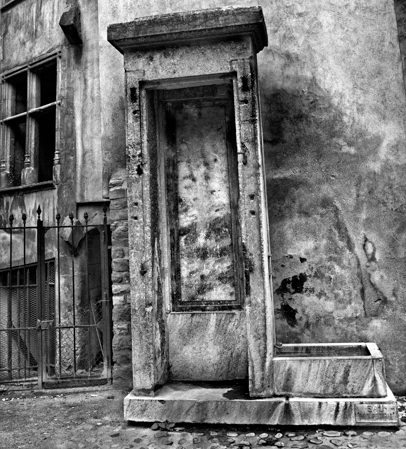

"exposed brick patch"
[109,169,132,389]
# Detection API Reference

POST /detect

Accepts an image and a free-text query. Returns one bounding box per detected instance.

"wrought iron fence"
[0,206,112,389]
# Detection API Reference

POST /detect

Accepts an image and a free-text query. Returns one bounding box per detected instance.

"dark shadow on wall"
[260,66,388,336]
[394,0,406,95]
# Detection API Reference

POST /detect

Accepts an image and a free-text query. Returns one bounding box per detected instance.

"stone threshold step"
[124,381,399,427]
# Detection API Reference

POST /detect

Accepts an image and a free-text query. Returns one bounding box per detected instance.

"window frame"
[0,52,61,189]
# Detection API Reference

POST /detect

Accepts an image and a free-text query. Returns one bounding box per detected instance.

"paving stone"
[275,433,284,439]
[344,431,357,437]
[258,439,267,445]
[323,431,341,438]
[259,433,269,439]
[309,438,324,445]
[245,433,256,437]
[291,435,305,441]
[155,431,169,439]
[330,439,344,447]
[228,432,239,437]
[307,434,320,439]
[233,441,251,447]
[361,432,374,438]
[377,431,391,437]
[275,442,284,448]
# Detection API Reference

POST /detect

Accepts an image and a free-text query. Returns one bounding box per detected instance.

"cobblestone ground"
[0,388,405,449]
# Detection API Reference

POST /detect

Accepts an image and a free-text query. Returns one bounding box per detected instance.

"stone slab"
[273,343,387,398]
[108,6,268,53]
[124,381,399,427]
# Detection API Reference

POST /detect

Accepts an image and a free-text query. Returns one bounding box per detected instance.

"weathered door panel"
[159,84,247,380]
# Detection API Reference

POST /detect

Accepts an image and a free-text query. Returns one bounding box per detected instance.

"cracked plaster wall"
[101,0,406,394]
[261,0,406,395]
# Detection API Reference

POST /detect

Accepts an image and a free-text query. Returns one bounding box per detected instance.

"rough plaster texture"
[104,0,406,394]
[258,0,406,396]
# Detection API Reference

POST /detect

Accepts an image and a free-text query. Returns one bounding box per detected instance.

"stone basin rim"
[275,342,382,358]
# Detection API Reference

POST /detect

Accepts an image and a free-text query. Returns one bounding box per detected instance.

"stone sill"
[0,181,55,195]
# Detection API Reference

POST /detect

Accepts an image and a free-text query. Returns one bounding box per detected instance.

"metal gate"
[0,206,112,389]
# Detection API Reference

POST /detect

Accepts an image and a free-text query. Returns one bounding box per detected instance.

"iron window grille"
[0,53,61,188]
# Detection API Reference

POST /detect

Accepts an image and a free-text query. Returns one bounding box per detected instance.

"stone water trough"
[273,343,387,398]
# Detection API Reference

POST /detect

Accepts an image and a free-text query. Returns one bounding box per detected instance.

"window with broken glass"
[0,54,60,188]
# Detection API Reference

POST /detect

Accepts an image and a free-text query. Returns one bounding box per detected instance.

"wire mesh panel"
[0,261,41,384]
[0,208,112,390]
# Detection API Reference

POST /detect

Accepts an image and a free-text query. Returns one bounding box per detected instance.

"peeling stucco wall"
[260,0,406,395]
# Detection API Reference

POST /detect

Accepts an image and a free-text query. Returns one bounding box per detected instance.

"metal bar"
[1,111,28,123]
[101,205,112,382]
[36,206,45,388]
[52,324,103,330]
[7,214,14,380]
[56,213,62,377]
[0,225,100,231]
[27,101,60,116]
[22,213,27,379]
[69,213,76,376]
[84,212,91,374]
[17,269,20,379]
[45,262,49,377]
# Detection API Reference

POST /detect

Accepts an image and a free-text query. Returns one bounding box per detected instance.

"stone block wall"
[109,169,132,389]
